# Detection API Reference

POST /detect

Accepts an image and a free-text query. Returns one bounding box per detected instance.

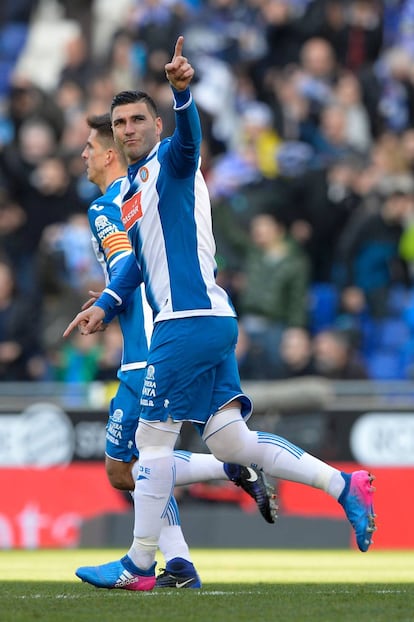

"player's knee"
[105,461,134,491]
[206,432,246,464]
[138,445,174,461]
[135,419,180,453]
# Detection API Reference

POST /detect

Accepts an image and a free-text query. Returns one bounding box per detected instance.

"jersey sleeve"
[95,252,143,319]
[163,87,202,177]
[88,199,133,280]
[88,191,142,321]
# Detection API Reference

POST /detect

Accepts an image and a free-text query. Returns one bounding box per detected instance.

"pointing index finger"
[63,318,78,338]
[173,35,184,60]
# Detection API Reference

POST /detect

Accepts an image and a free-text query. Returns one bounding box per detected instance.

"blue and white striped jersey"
[97,88,236,323]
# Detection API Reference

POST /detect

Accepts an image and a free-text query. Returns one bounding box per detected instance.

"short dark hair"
[86,112,126,164]
[86,112,113,141]
[110,90,158,118]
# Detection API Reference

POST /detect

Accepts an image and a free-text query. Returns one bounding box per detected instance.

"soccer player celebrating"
[65,36,376,591]
[78,111,277,589]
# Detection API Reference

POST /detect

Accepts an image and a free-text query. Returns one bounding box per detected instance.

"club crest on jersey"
[139,166,149,182]
[121,192,142,230]
[146,365,155,380]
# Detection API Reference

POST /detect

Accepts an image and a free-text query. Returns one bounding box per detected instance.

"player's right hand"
[63,306,106,338]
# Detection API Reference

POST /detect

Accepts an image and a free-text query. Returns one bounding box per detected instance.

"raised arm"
[163,36,201,174]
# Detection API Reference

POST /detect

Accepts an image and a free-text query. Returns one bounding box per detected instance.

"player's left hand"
[165,35,194,91]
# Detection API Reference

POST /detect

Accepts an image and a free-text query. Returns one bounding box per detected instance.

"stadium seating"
[374,317,410,351]
[308,283,339,334]
[0,22,29,96]
[365,351,403,380]
[0,22,29,62]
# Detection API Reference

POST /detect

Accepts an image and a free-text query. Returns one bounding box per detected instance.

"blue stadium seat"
[0,60,14,97]
[308,283,339,334]
[365,351,403,380]
[0,22,28,62]
[399,337,414,380]
[386,285,410,317]
[374,318,410,351]
[403,300,414,330]
[357,315,377,357]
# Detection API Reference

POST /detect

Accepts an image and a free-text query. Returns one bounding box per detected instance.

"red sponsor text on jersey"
[121,192,143,230]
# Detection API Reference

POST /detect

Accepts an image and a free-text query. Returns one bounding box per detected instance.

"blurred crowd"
[1,0,414,384]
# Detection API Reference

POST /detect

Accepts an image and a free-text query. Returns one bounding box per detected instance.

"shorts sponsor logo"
[142,382,156,398]
[142,365,156,406]
[107,421,123,440]
[112,409,124,423]
[106,433,120,446]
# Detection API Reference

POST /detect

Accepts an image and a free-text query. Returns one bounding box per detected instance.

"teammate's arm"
[63,252,142,337]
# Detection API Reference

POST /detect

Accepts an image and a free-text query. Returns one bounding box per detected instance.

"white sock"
[158,524,192,564]
[205,410,346,500]
[128,448,175,570]
[254,431,345,499]
[131,460,140,481]
[132,452,226,486]
[159,494,192,563]
[130,464,192,565]
[173,450,225,484]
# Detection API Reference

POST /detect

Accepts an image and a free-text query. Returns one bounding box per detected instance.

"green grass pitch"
[0,549,413,622]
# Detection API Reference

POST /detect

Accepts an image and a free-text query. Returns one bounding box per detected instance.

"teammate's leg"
[75,419,179,591]
[106,455,135,490]
[173,450,277,523]
[131,456,202,588]
[204,407,376,552]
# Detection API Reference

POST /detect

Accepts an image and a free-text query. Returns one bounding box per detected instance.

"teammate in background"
[80,112,277,589]
[65,37,376,591]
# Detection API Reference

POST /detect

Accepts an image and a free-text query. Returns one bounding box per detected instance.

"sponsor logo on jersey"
[95,215,110,230]
[112,408,124,423]
[95,215,119,240]
[121,192,143,230]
